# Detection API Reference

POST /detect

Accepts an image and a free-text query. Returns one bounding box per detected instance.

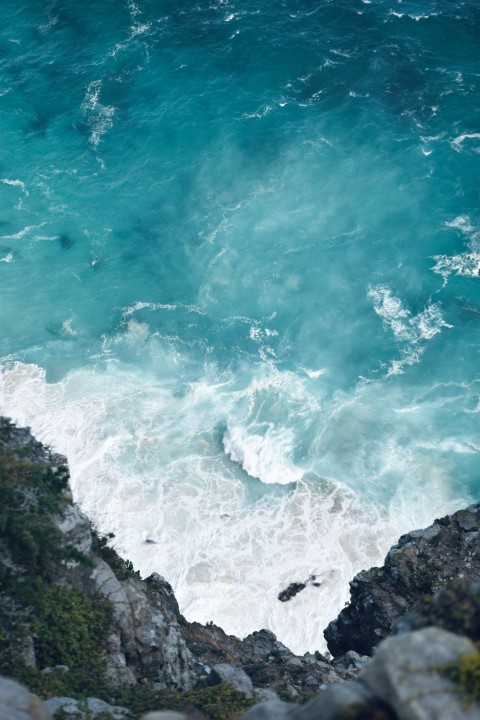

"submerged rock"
[278,576,321,602]
[58,233,75,250]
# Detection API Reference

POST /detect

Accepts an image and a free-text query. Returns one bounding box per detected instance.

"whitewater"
[1,0,479,653]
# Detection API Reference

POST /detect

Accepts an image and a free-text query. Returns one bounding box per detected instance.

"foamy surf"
[0,358,468,653]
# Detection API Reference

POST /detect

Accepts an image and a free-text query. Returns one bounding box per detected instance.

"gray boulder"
[291,680,393,719]
[44,696,130,719]
[254,689,280,703]
[241,700,293,719]
[54,503,92,556]
[209,663,254,698]
[361,626,480,720]
[0,675,50,720]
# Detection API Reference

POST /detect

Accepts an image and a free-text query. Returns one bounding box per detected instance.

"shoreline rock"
[1,417,480,719]
[324,503,480,657]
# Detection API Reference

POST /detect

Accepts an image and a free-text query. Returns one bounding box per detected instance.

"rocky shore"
[1,418,479,719]
[324,504,480,657]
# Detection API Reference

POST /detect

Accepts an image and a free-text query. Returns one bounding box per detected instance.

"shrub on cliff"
[0,419,113,696]
[91,529,140,581]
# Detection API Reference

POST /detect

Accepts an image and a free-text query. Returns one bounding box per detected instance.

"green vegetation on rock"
[0,419,112,696]
[19,583,113,697]
[0,419,256,719]
[111,682,255,720]
[444,650,480,708]
[91,529,140,582]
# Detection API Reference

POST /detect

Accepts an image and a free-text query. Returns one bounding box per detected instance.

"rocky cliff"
[324,503,480,657]
[1,417,479,720]
[0,418,355,718]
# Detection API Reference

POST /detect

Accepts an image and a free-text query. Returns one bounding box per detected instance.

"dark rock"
[278,583,306,602]
[182,624,349,701]
[59,234,74,250]
[394,578,480,641]
[278,576,321,603]
[334,650,370,672]
[324,504,480,656]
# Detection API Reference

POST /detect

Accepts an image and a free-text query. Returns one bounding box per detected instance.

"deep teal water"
[1,0,479,652]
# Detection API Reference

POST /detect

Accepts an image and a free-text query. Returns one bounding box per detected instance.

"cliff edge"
[1,417,479,720]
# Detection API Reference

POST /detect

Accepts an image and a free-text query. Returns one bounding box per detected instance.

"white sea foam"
[451,133,480,152]
[302,368,326,379]
[223,424,303,485]
[0,252,13,263]
[242,105,274,120]
[432,251,480,280]
[0,223,47,240]
[368,286,452,375]
[0,178,28,194]
[0,178,29,209]
[445,216,476,234]
[0,352,467,653]
[388,10,438,21]
[82,80,116,149]
[432,217,480,282]
[122,300,206,318]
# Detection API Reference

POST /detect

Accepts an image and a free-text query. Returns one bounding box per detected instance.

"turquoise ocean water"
[1,0,479,652]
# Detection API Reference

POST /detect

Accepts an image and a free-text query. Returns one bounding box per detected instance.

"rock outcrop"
[0,418,353,713]
[1,417,480,720]
[0,417,204,693]
[182,624,356,698]
[244,624,480,719]
[324,503,480,656]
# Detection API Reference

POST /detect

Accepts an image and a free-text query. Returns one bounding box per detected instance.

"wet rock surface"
[278,576,321,603]
[324,503,480,656]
